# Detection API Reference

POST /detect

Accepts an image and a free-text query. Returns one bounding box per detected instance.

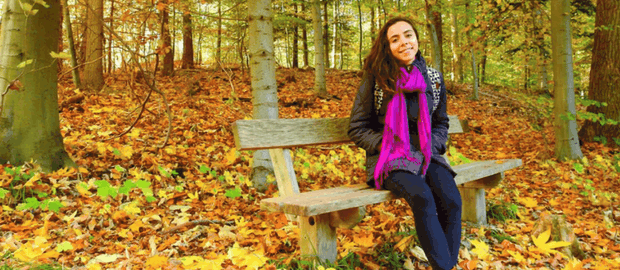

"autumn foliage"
[0,68,619,269]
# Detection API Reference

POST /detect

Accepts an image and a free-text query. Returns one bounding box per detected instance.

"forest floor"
[0,67,619,269]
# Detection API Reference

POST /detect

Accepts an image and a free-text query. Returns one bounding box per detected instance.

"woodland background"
[0,0,618,269]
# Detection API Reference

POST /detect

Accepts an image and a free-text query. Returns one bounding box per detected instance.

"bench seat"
[261,159,522,216]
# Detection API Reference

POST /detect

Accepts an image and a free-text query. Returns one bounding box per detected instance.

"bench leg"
[299,214,337,263]
[459,188,487,225]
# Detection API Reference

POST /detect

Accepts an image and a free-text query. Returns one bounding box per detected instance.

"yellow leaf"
[226,148,237,165]
[24,173,42,187]
[394,235,414,252]
[518,197,538,208]
[531,229,572,255]
[353,231,375,248]
[78,167,89,174]
[129,219,144,232]
[146,255,168,268]
[507,249,525,264]
[469,239,490,260]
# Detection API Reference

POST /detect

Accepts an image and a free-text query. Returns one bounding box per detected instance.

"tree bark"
[249,0,278,191]
[466,3,478,100]
[108,0,114,73]
[323,0,330,69]
[292,3,299,68]
[578,0,620,145]
[84,0,104,91]
[551,0,583,160]
[450,0,462,82]
[63,0,81,89]
[357,0,363,69]
[312,0,327,96]
[217,0,222,65]
[0,0,77,171]
[302,3,309,67]
[182,11,194,69]
[425,0,443,73]
[160,0,174,76]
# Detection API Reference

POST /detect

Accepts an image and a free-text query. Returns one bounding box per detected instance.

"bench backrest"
[233,115,463,151]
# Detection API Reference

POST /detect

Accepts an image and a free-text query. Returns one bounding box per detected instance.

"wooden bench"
[232,116,522,263]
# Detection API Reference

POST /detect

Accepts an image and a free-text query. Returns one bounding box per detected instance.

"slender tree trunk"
[551,0,583,160]
[357,0,363,69]
[323,0,330,69]
[108,0,114,73]
[84,0,104,91]
[578,0,620,145]
[313,0,327,96]
[248,0,277,192]
[217,0,222,65]
[63,0,81,88]
[481,40,487,84]
[0,0,76,171]
[370,3,376,43]
[302,3,309,67]
[160,0,174,76]
[182,11,194,69]
[425,0,443,73]
[466,3,478,100]
[292,4,299,68]
[449,0,461,82]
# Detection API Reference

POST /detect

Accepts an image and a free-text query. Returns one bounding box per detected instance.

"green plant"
[374,241,407,269]
[4,165,35,202]
[487,201,519,222]
[93,179,156,202]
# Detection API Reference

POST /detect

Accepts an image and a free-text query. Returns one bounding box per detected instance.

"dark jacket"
[348,55,456,187]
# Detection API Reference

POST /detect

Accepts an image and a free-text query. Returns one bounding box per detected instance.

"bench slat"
[260,159,522,216]
[233,115,462,151]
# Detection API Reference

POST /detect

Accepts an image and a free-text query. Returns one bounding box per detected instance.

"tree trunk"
[425,0,443,73]
[217,0,222,65]
[551,0,583,160]
[312,0,327,96]
[481,40,487,84]
[323,0,330,69]
[578,0,620,145]
[160,1,174,76]
[248,0,278,192]
[357,0,363,69]
[108,0,114,73]
[0,0,77,171]
[292,3,299,68]
[84,0,104,91]
[63,0,81,89]
[302,3,309,67]
[450,0,462,82]
[466,3,478,100]
[182,11,194,69]
[370,3,376,43]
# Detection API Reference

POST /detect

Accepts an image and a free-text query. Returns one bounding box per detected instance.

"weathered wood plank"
[460,188,487,224]
[268,148,299,221]
[260,159,522,216]
[233,115,464,151]
[299,214,337,263]
[453,159,521,186]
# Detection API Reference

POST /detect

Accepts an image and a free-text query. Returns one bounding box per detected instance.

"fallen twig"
[163,219,235,234]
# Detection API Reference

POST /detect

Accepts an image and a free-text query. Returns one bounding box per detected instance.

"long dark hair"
[363,17,421,93]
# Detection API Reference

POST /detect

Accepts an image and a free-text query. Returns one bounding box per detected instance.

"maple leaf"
[517,197,538,208]
[506,249,525,264]
[469,239,491,260]
[13,236,51,262]
[146,255,168,268]
[228,243,268,270]
[530,229,571,255]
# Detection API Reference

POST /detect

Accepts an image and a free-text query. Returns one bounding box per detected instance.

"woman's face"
[387,21,418,66]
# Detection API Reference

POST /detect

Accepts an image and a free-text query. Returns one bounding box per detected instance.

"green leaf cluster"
[94,179,156,202]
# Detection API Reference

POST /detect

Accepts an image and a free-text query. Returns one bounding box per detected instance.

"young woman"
[348,17,462,270]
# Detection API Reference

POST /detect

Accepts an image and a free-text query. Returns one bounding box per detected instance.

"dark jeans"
[383,163,462,270]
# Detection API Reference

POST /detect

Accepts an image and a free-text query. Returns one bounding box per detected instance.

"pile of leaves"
[0,67,618,269]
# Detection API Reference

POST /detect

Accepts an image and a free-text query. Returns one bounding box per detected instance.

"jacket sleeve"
[348,73,383,156]
[431,71,449,155]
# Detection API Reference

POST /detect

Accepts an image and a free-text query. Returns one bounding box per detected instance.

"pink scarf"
[373,66,431,188]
